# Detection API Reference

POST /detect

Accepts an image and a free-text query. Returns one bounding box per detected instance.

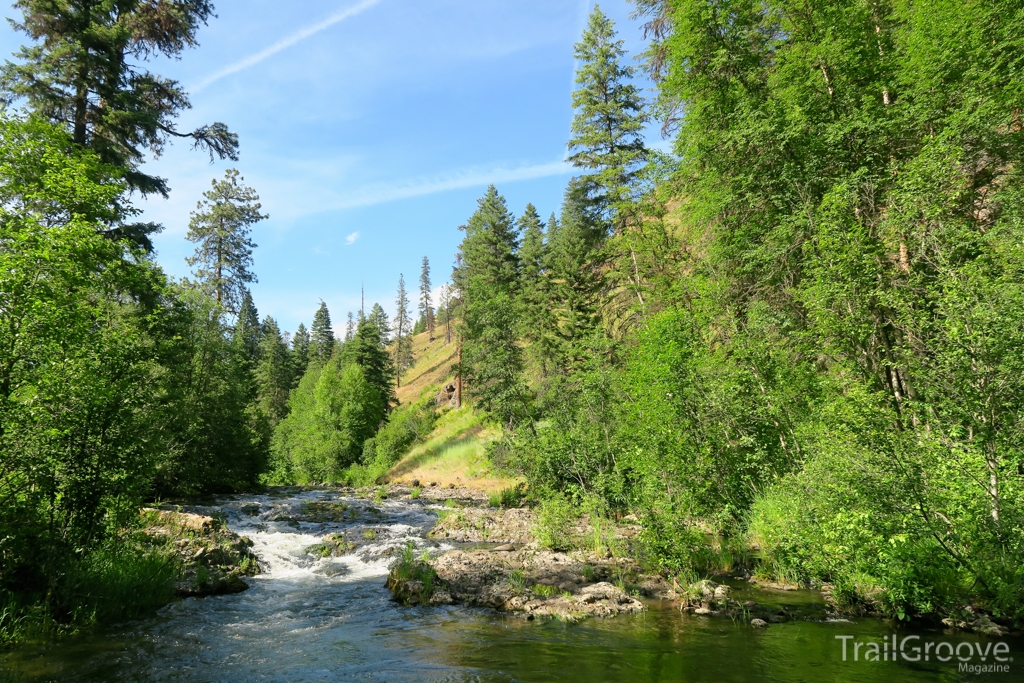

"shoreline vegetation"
[4,0,1024,653]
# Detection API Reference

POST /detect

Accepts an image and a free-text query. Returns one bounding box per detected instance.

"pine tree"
[438,284,453,345]
[309,301,335,363]
[567,5,648,231]
[419,256,435,341]
[292,323,311,379]
[516,203,557,375]
[345,311,355,341]
[338,316,396,414]
[369,303,390,346]
[1,0,238,203]
[547,183,602,373]
[233,290,261,362]
[454,186,527,427]
[256,316,292,427]
[392,275,413,386]
[185,169,267,314]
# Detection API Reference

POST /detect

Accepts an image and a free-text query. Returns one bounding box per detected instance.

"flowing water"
[3,489,1022,682]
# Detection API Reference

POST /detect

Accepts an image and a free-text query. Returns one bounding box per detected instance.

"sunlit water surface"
[3,490,1022,682]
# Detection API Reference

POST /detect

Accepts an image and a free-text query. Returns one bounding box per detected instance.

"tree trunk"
[455,341,463,409]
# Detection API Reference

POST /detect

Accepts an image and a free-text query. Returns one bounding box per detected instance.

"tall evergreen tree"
[309,301,335,363]
[567,5,648,230]
[185,169,267,314]
[292,323,311,379]
[345,311,355,341]
[233,290,261,361]
[255,316,292,427]
[547,185,601,373]
[438,284,453,345]
[454,186,527,427]
[393,274,413,386]
[1,0,238,203]
[516,203,557,375]
[338,315,396,413]
[419,256,435,341]
[368,303,390,346]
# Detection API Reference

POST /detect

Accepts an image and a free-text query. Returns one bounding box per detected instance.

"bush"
[533,493,578,551]
[0,539,176,644]
[488,483,527,509]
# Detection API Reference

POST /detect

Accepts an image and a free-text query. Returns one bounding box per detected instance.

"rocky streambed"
[6,485,1020,683]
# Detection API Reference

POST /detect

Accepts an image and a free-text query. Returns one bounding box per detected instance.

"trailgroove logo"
[836,635,1012,674]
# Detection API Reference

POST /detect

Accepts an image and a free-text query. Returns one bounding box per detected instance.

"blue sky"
[0,0,661,336]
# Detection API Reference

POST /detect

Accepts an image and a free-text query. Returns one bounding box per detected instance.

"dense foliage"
[455,1,1024,625]
[0,117,267,638]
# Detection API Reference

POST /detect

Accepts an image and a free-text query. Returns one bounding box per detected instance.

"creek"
[3,489,1021,682]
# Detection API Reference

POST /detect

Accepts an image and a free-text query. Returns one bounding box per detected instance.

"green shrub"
[533,494,578,551]
[488,482,527,508]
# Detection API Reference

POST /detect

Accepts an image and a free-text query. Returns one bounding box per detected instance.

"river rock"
[750,618,768,628]
[412,547,645,621]
[140,508,260,597]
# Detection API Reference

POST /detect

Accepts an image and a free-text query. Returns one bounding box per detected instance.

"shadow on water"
[2,490,1023,682]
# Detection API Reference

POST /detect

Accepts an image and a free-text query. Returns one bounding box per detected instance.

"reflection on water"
[2,490,1022,682]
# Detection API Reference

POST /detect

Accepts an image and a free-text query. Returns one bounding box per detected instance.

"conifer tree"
[392,275,413,386]
[547,184,602,373]
[567,5,648,230]
[454,186,527,427]
[256,316,292,427]
[438,284,453,345]
[0,0,239,203]
[419,256,435,341]
[233,290,261,362]
[369,303,390,346]
[309,301,335,363]
[185,169,267,314]
[516,204,556,375]
[338,316,396,414]
[292,323,310,379]
[345,311,355,341]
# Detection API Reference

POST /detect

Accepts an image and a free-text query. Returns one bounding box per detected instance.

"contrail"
[193,0,383,93]
[326,160,573,211]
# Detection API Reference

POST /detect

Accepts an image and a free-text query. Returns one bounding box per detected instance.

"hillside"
[394,327,457,405]
[384,327,519,493]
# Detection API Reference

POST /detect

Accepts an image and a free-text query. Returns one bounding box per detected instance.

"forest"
[2,0,1024,644]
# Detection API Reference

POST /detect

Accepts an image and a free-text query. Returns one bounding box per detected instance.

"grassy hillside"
[395,328,457,405]
[385,327,519,492]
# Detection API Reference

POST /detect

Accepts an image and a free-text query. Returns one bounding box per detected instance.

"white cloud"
[321,159,573,212]
[345,231,360,245]
[192,0,384,93]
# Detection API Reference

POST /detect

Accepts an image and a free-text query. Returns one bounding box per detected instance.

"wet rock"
[421,547,646,621]
[315,562,350,577]
[140,508,260,598]
[299,501,351,523]
[429,507,536,544]
[750,618,768,628]
[492,544,516,552]
[305,533,356,557]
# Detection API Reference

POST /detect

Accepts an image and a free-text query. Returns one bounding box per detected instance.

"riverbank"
[377,483,1017,637]
[4,485,1022,683]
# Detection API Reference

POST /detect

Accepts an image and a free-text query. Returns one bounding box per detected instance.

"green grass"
[488,482,527,508]
[507,569,526,593]
[388,542,438,604]
[532,583,557,598]
[385,407,506,483]
[0,541,177,645]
